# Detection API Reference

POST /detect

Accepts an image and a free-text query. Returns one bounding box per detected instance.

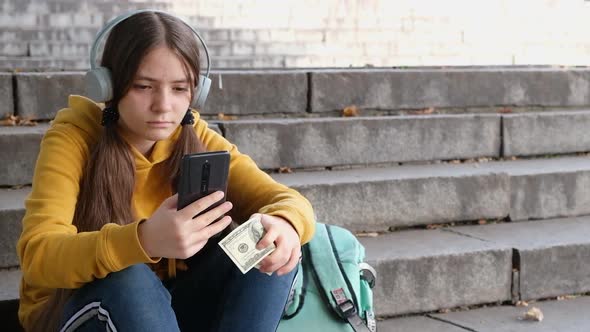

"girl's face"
[117,45,194,156]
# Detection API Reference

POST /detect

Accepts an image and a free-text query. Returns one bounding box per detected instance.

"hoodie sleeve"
[17,124,158,289]
[195,118,316,244]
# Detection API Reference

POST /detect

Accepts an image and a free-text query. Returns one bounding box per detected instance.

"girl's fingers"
[276,247,300,276]
[179,191,225,220]
[190,201,233,231]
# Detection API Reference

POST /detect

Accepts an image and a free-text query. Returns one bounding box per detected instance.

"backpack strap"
[307,224,372,332]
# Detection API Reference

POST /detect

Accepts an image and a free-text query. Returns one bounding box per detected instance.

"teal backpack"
[278,223,377,332]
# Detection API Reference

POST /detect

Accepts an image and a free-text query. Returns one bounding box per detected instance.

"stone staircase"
[0,0,330,70]
[2,67,590,331]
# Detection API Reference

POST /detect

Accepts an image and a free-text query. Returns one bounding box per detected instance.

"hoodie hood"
[52,95,197,168]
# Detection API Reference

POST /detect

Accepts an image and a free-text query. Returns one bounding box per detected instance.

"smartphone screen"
[177,151,230,215]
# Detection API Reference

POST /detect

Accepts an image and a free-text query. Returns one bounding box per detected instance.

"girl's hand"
[254,214,301,276]
[138,191,233,259]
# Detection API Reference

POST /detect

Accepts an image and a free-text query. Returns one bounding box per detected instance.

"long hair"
[30,11,206,331]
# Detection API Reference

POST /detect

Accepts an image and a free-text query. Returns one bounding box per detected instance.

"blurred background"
[1,0,590,71]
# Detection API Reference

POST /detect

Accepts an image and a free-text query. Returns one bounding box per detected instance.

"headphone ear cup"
[192,74,211,110]
[85,67,113,102]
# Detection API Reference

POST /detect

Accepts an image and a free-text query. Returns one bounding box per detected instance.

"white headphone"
[85,9,212,110]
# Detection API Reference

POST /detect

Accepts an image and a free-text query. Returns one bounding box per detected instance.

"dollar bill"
[218,215,276,274]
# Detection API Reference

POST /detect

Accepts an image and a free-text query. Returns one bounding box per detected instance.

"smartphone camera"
[200,160,210,194]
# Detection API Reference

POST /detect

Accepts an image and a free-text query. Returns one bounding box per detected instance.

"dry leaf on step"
[515,300,529,307]
[498,107,513,114]
[410,107,435,115]
[217,113,237,120]
[278,167,293,174]
[522,307,543,322]
[0,115,38,126]
[342,105,360,117]
[0,115,17,126]
[17,117,37,126]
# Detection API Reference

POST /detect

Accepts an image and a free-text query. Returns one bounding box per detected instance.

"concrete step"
[364,216,590,316]
[28,41,91,57]
[378,315,468,332]
[0,112,501,184]
[0,269,20,302]
[0,56,88,71]
[447,216,590,301]
[0,54,298,71]
[0,188,26,268]
[4,121,590,227]
[0,122,222,187]
[429,295,590,332]
[0,26,229,43]
[6,68,590,120]
[0,2,172,26]
[274,156,590,231]
[0,72,12,118]
[2,217,589,320]
[361,228,513,317]
[0,40,321,59]
[0,125,47,187]
[0,27,99,43]
[6,103,590,179]
[309,68,590,113]
[8,70,311,119]
[379,296,590,331]
[221,114,500,169]
[0,269,22,332]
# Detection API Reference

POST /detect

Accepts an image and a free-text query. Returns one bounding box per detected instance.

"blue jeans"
[58,242,297,332]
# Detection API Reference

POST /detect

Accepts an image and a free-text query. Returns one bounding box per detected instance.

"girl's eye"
[174,87,189,92]
[133,84,151,90]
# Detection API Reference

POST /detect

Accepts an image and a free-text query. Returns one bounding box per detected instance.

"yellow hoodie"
[16,95,315,330]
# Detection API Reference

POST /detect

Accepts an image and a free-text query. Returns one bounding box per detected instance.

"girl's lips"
[147,121,173,128]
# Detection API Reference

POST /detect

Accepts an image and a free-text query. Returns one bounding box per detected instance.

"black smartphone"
[177,151,230,216]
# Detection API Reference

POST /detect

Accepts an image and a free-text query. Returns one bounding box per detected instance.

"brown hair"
[30,11,205,331]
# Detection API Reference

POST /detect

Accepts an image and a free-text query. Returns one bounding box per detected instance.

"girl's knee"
[105,264,159,286]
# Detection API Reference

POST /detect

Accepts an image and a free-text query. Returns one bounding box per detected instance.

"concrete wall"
[2,0,590,70]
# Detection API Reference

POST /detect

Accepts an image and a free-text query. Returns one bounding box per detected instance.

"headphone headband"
[89,9,210,77]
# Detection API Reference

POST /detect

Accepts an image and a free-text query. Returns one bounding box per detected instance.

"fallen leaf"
[438,308,450,314]
[0,114,38,126]
[342,105,360,117]
[516,300,529,307]
[426,224,442,230]
[217,113,237,120]
[411,107,435,115]
[478,219,487,225]
[522,307,543,322]
[449,159,461,164]
[498,107,513,114]
[278,167,293,174]
[0,115,17,126]
[17,117,37,126]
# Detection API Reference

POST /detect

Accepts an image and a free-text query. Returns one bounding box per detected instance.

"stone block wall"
[1,0,590,69]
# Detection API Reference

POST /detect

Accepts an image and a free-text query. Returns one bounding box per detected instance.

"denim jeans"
[58,242,297,332]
